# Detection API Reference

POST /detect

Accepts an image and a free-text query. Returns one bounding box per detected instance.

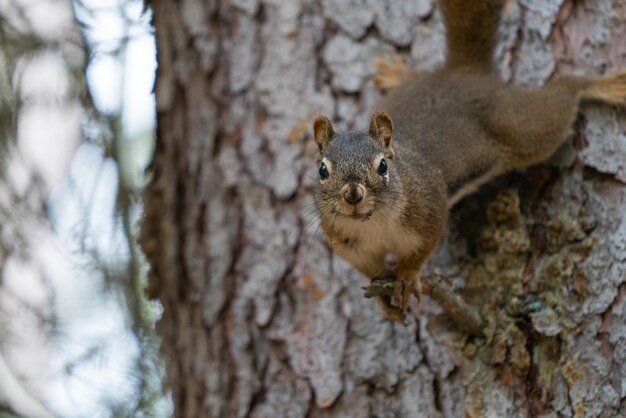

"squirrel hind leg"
[373,55,414,91]
[581,70,626,106]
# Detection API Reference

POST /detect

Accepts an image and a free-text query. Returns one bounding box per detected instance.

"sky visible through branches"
[0,0,167,417]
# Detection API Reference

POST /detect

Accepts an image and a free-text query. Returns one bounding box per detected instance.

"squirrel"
[311,0,626,322]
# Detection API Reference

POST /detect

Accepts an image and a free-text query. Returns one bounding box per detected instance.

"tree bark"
[141,0,626,417]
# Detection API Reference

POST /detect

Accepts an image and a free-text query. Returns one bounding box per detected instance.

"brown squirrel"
[312,0,626,322]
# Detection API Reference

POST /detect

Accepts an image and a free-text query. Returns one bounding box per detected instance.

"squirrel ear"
[369,111,393,149]
[313,115,335,152]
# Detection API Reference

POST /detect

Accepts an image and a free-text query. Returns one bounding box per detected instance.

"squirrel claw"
[373,55,412,91]
[376,296,407,324]
[413,274,422,302]
[392,278,412,313]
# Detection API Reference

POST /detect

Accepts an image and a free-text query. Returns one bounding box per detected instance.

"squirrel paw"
[584,69,626,106]
[364,268,420,323]
[413,274,422,302]
[376,296,407,324]
[365,278,408,323]
[373,55,412,91]
[392,276,413,313]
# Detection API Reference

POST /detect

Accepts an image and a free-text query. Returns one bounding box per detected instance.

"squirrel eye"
[378,159,388,176]
[319,162,329,180]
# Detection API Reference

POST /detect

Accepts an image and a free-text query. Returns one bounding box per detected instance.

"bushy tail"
[580,70,626,106]
[440,0,504,72]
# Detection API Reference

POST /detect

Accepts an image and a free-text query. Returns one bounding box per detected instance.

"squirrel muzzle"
[341,183,365,205]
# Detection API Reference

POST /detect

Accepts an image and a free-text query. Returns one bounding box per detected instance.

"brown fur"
[312,0,626,321]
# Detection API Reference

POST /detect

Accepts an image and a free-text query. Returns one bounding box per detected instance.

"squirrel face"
[313,112,401,222]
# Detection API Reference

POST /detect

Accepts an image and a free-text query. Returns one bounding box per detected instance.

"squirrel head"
[312,112,401,222]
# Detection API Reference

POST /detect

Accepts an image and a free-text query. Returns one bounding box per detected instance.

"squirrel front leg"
[394,250,431,311]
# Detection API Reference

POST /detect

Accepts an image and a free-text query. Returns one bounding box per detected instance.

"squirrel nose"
[342,184,364,205]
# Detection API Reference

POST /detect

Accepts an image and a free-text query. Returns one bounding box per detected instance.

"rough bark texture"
[141,0,626,417]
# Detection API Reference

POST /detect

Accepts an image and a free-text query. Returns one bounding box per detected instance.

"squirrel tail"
[440,0,504,72]
[579,70,626,106]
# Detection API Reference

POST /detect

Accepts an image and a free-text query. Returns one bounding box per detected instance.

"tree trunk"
[141,0,626,416]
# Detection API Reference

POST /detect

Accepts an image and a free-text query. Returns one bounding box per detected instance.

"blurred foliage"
[0,12,45,162]
[74,1,166,416]
[0,1,167,417]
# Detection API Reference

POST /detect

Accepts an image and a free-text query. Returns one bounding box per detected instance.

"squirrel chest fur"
[329,208,423,278]
[311,0,626,322]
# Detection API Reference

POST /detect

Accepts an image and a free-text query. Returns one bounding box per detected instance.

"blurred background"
[0,0,170,417]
